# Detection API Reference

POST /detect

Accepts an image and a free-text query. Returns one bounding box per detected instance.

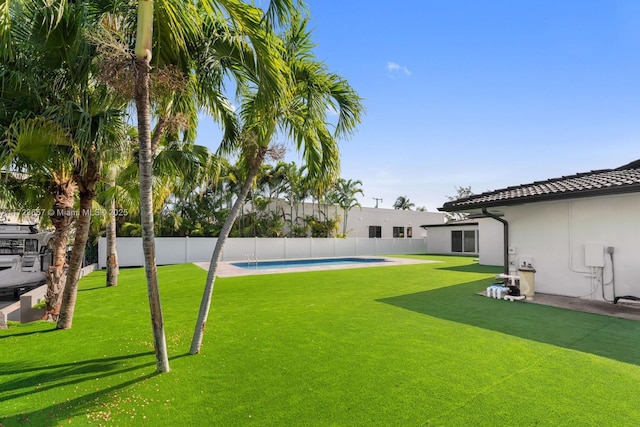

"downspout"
[482,207,509,275]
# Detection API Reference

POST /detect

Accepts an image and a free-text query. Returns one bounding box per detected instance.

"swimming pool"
[231,257,389,270]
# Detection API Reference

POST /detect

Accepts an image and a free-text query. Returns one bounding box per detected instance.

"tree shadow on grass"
[434,264,503,274]
[377,279,640,366]
[0,325,57,339]
[0,351,157,424]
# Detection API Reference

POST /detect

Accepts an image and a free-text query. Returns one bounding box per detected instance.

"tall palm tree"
[1,0,131,328]
[0,2,95,322]
[332,178,363,236]
[99,131,138,287]
[132,0,298,371]
[190,14,363,354]
[0,119,76,322]
[56,92,128,329]
[282,162,305,235]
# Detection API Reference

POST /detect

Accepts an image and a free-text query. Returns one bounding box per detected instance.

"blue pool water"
[231,257,388,270]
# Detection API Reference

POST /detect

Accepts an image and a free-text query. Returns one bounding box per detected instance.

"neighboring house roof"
[440,160,640,212]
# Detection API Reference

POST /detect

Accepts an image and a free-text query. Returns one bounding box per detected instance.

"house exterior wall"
[424,219,504,266]
[478,218,504,267]
[273,200,445,238]
[343,206,445,238]
[503,193,640,301]
[425,224,478,255]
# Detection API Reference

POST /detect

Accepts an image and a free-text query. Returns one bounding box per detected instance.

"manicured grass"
[2,255,640,426]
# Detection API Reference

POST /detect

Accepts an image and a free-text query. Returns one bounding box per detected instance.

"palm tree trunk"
[289,202,293,237]
[343,208,348,236]
[57,174,97,329]
[106,194,119,287]
[190,147,267,355]
[43,179,76,322]
[135,55,170,373]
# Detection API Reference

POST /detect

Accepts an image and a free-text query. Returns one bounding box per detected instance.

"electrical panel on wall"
[584,244,604,267]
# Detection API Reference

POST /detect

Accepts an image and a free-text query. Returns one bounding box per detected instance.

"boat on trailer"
[0,222,52,300]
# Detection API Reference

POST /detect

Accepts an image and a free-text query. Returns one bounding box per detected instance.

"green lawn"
[1,255,640,426]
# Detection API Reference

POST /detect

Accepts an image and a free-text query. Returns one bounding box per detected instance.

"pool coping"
[194,256,439,277]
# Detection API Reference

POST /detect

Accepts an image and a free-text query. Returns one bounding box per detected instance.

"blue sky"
[198,0,640,211]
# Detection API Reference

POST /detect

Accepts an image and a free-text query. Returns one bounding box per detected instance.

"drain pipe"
[482,207,509,275]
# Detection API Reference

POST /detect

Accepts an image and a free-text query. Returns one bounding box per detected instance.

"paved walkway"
[194,256,438,278]
[526,292,640,321]
[482,290,640,321]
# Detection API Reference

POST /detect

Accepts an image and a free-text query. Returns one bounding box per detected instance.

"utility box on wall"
[584,244,604,267]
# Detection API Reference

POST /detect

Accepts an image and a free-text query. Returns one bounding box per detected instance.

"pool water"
[231,257,389,270]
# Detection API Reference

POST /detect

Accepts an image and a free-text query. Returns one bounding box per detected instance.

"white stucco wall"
[344,206,445,238]
[425,224,478,255]
[423,219,504,266]
[478,218,504,267]
[503,193,640,301]
[273,200,445,238]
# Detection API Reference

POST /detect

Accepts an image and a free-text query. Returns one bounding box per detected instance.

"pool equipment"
[486,284,510,299]
[486,273,528,301]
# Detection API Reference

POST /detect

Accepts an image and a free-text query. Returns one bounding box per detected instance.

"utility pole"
[373,197,383,208]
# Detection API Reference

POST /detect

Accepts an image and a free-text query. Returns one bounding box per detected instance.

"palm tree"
[393,195,415,210]
[99,133,138,287]
[131,0,299,370]
[332,178,363,236]
[282,162,307,236]
[1,0,131,328]
[190,14,363,354]
[56,93,129,330]
[0,3,93,322]
[0,120,76,322]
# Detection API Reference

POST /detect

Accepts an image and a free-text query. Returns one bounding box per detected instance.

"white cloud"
[387,61,411,76]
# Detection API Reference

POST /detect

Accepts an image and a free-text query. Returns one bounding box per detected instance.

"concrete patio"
[526,292,640,321]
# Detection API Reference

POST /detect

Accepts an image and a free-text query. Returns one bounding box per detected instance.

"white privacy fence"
[97,237,428,269]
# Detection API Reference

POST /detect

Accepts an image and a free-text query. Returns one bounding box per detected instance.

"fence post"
[254,236,258,260]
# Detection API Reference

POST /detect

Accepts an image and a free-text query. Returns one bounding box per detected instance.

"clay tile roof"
[440,161,640,212]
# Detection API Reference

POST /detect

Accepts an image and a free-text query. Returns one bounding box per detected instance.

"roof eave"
[439,184,640,213]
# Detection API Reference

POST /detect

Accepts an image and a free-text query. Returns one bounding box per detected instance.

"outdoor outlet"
[606,246,615,254]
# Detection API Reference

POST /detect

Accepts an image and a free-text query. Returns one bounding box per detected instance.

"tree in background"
[445,186,473,222]
[330,178,363,236]
[393,195,415,210]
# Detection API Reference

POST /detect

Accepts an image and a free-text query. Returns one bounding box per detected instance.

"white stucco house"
[438,159,640,303]
[339,205,446,238]
[420,218,504,266]
[271,200,446,239]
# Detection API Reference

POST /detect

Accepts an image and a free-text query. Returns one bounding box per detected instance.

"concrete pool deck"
[194,256,439,278]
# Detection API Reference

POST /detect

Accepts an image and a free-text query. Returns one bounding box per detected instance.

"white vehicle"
[0,223,52,299]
